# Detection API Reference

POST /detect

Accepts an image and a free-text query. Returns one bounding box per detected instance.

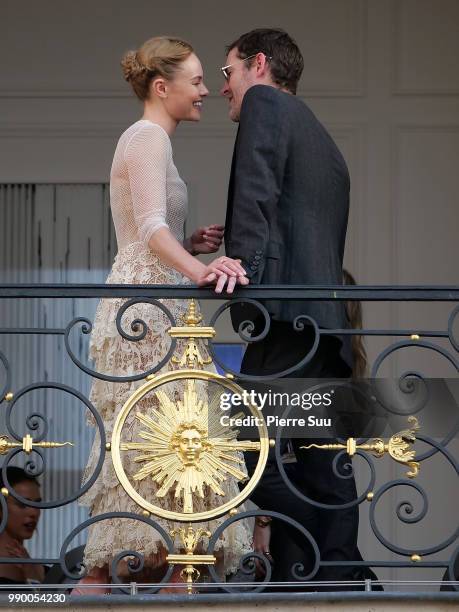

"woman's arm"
[125,125,246,292]
[150,227,212,281]
[149,227,248,293]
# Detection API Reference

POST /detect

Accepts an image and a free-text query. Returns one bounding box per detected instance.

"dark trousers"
[241,321,376,586]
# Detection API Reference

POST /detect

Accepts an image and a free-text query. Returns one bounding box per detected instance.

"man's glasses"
[220,53,272,81]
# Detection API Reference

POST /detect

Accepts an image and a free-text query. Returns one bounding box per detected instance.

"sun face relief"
[120,379,262,514]
[176,425,205,466]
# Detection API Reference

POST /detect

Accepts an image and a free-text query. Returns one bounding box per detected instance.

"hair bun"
[120,37,193,101]
[121,50,147,82]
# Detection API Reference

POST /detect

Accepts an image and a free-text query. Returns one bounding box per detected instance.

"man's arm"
[227,85,289,283]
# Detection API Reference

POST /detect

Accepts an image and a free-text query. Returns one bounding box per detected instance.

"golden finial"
[301,417,420,478]
[0,437,11,455]
[0,434,74,455]
[171,338,213,369]
[168,300,216,369]
[170,525,211,555]
[167,525,215,593]
[366,492,374,501]
[182,300,202,327]
[411,554,422,562]
[181,565,201,594]
[4,392,13,402]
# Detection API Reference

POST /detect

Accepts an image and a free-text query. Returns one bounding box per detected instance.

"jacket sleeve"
[227,86,288,283]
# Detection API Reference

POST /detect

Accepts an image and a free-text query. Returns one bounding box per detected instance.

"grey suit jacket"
[225,84,350,336]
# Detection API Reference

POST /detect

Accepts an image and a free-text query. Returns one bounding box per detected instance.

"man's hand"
[196,256,248,293]
[188,224,224,255]
[253,519,273,578]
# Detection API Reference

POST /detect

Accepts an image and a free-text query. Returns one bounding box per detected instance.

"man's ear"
[151,77,168,98]
[255,53,270,79]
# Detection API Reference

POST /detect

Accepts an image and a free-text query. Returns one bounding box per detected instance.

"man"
[221,28,374,587]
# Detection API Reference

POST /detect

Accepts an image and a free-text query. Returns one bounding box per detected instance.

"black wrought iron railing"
[0,284,457,595]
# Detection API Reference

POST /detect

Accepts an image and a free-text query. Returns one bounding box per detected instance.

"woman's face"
[162,52,209,122]
[5,480,41,541]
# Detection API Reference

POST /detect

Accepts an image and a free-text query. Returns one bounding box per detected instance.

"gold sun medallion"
[112,370,269,521]
[118,377,262,514]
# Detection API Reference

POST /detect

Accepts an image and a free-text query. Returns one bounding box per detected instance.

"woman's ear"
[151,77,168,99]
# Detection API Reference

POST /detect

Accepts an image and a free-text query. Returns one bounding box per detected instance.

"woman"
[0,467,44,586]
[76,37,252,593]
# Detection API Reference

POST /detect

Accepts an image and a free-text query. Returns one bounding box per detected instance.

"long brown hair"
[343,269,368,378]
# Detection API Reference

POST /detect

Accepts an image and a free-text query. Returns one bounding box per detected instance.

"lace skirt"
[79,242,252,575]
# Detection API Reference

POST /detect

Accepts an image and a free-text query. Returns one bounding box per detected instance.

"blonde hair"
[121,36,194,101]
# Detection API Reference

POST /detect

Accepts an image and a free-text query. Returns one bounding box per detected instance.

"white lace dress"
[79,120,252,576]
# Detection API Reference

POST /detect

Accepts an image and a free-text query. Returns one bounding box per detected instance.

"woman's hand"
[5,539,44,582]
[4,539,28,571]
[187,224,224,255]
[253,518,273,578]
[196,256,249,293]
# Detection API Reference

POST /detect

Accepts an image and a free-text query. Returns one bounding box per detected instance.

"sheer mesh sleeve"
[124,123,171,244]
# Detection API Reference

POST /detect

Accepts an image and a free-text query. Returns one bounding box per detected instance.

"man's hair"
[226,28,304,95]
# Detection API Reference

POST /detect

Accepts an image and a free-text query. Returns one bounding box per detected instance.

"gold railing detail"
[167,525,215,594]
[169,299,214,368]
[302,416,420,478]
[120,378,261,514]
[0,434,74,455]
[109,298,271,592]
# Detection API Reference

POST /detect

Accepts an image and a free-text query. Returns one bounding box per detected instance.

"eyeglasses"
[220,53,272,81]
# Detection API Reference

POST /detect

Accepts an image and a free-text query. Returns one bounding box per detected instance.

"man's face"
[220,48,256,122]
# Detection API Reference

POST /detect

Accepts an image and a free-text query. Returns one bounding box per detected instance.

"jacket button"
[255,250,262,255]
[254,255,261,260]
[250,265,257,271]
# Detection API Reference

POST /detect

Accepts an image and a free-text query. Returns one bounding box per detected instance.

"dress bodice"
[110,120,188,250]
